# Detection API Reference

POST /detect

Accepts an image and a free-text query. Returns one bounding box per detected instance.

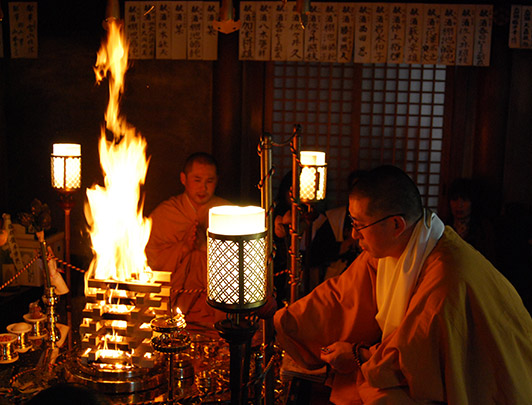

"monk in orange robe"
[146,152,228,325]
[275,165,532,404]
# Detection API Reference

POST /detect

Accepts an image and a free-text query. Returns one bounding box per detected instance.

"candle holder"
[6,322,33,353]
[150,313,192,402]
[23,313,48,341]
[42,286,61,348]
[0,333,19,364]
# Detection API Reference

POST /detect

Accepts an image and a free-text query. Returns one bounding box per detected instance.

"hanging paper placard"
[286,2,304,61]
[304,3,322,62]
[9,2,38,59]
[473,5,493,66]
[438,5,458,65]
[319,3,338,63]
[239,1,256,60]
[256,2,273,61]
[404,4,422,64]
[456,5,475,66]
[509,5,521,49]
[272,2,288,61]
[371,3,388,63]
[187,2,203,60]
[203,2,219,60]
[354,3,372,63]
[421,4,440,64]
[125,2,141,59]
[521,6,532,49]
[337,3,355,63]
[387,3,406,64]
[171,2,187,59]
[140,2,156,59]
[156,2,172,59]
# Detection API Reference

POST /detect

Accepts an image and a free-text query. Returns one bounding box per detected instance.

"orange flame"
[85,19,152,287]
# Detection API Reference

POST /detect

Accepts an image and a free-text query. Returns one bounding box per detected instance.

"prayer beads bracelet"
[352,342,368,368]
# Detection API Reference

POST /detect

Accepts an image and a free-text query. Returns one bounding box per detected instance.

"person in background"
[0,217,6,247]
[445,177,496,262]
[145,152,229,325]
[272,172,293,307]
[307,170,366,285]
[274,165,532,404]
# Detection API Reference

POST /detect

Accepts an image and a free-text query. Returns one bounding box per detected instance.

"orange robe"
[274,226,532,404]
[145,193,228,325]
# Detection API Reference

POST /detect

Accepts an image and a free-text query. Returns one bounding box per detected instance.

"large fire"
[74,18,171,377]
[85,19,152,285]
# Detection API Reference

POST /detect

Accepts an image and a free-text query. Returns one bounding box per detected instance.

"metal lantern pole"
[290,125,302,303]
[259,132,275,405]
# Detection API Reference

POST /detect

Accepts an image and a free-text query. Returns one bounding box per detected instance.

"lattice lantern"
[207,206,267,313]
[300,151,327,203]
[51,143,82,192]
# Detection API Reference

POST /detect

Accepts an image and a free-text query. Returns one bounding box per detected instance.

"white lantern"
[207,206,267,312]
[51,143,82,192]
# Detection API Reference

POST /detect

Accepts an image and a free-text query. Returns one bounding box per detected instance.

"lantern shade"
[51,143,82,191]
[208,205,265,235]
[300,151,327,202]
[207,206,267,313]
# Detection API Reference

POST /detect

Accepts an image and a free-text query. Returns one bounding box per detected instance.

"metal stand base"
[215,318,258,405]
[64,357,166,394]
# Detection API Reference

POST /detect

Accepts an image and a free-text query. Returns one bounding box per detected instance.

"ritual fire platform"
[64,271,171,393]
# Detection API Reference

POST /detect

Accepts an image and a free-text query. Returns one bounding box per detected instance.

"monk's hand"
[183,221,199,253]
[320,341,357,374]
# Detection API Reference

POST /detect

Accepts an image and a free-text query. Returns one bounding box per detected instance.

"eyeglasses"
[349,213,404,233]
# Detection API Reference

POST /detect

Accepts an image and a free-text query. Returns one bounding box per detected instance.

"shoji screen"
[270,61,446,211]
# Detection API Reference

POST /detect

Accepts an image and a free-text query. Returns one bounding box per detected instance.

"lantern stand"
[215,314,258,405]
[261,125,303,304]
[255,125,303,405]
[207,207,268,405]
[256,126,327,404]
[51,143,82,350]
[261,125,327,304]
[258,131,275,405]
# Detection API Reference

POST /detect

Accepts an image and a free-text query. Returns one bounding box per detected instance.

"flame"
[104,304,133,314]
[85,19,152,288]
[172,307,187,329]
[110,320,127,329]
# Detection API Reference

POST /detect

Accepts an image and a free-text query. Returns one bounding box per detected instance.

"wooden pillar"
[471,20,511,217]
[212,32,242,202]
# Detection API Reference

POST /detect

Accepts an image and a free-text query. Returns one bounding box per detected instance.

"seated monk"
[274,165,532,404]
[146,152,229,326]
